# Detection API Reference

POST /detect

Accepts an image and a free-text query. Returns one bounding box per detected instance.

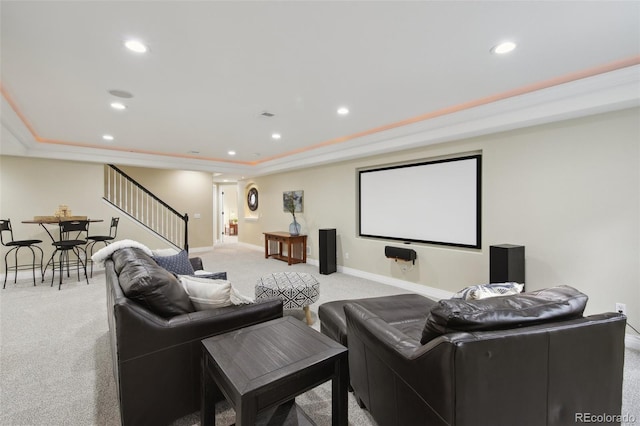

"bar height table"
[22,217,102,243]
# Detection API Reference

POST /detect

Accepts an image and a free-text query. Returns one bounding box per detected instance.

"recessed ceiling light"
[124,39,148,53]
[110,102,126,110]
[271,133,281,140]
[491,41,517,55]
[228,150,236,156]
[108,89,134,99]
[337,107,350,115]
[102,134,114,141]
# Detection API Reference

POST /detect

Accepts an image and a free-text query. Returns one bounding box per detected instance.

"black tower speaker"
[490,244,525,285]
[319,228,337,275]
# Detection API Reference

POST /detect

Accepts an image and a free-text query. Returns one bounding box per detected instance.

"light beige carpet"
[1,242,638,425]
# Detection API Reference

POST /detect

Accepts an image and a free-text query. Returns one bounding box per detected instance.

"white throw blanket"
[91,239,154,265]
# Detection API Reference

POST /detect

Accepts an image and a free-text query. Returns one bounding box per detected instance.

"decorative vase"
[289,219,301,236]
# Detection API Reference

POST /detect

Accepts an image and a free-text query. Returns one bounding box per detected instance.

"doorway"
[216,183,239,244]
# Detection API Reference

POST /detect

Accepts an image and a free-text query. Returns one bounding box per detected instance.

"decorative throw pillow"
[181,277,232,310]
[452,282,524,300]
[420,285,588,344]
[112,247,194,318]
[154,250,195,275]
[179,276,253,311]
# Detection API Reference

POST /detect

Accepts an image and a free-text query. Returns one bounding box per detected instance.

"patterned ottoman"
[256,272,320,325]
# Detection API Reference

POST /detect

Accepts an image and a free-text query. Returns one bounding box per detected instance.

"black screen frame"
[358,154,482,249]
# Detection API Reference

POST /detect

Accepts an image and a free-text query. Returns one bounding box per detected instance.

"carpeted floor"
[0,242,638,425]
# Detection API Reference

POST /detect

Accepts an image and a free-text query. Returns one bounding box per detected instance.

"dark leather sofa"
[105,247,283,426]
[320,287,627,426]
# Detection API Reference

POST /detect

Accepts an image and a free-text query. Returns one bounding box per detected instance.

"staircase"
[103,164,189,251]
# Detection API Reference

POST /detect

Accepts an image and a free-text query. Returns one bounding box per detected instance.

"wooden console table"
[264,232,307,265]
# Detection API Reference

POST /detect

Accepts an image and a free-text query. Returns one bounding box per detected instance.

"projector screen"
[358,155,481,248]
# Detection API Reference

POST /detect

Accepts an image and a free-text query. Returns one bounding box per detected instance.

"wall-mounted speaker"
[385,246,417,264]
[490,244,525,286]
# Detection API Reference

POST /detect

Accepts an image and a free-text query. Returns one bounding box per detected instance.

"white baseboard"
[190,246,214,254]
[337,264,454,300]
[238,241,452,299]
[244,242,640,350]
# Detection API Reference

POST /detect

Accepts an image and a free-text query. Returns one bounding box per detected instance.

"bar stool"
[86,217,119,277]
[47,220,89,290]
[1,219,44,288]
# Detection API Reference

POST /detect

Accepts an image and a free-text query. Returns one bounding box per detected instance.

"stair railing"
[103,164,189,251]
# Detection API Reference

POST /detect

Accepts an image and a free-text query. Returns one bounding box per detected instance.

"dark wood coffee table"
[201,316,348,425]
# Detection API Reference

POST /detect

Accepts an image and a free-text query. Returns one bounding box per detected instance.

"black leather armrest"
[115,298,283,362]
[345,302,457,422]
[188,257,226,279]
[345,302,422,357]
[189,257,204,271]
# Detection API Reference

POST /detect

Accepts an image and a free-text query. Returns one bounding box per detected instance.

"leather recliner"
[323,287,627,426]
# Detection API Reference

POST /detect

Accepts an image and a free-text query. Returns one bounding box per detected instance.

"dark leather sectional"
[105,247,283,425]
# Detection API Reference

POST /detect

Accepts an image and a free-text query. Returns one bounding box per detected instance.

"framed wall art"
[283,190,304,213]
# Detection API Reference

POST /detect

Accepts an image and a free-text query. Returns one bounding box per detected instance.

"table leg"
[201,356,221,426]
[287,238,291,265]
[303,306,313,325]
[264,237,269,259]
[332,355,348,426]
[39,223,57,278]
[39,223,56,243]
[237,397,258,426]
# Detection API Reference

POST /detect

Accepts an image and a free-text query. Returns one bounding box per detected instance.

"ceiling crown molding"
[251,64,640,177]
[2,64,639,178]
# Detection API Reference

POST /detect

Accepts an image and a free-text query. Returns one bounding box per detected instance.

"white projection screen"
[358,155,481,248]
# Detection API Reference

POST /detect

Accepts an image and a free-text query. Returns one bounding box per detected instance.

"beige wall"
[0,158,213,270]
[1,108,638,325]
[117,165,214,249]
[239,108,640,321]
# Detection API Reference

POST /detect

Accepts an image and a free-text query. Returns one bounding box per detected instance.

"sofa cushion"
[319,294,436,346]
[112,247,195,318]
[154,249,195,275]
[452,282,524,300]
[420,285,588,344]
